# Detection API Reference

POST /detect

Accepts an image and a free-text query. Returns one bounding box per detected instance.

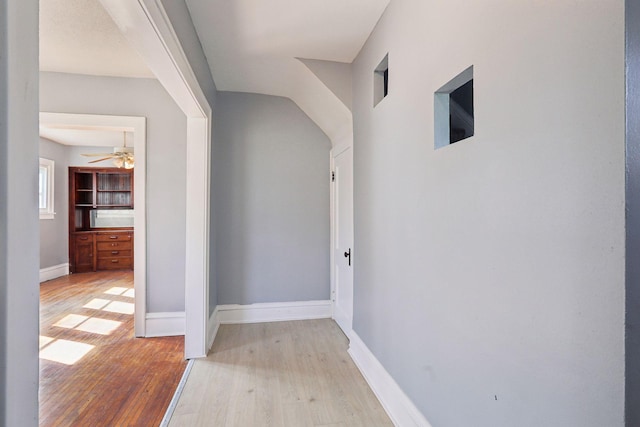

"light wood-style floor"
[169,319,393,427]
[39,271,187,426]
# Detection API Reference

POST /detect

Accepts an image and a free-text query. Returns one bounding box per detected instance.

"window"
[434,65,474,149]
[39,158,55,219]
[374,54,389,107]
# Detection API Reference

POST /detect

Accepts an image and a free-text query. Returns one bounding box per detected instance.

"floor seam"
[160,357,195,427]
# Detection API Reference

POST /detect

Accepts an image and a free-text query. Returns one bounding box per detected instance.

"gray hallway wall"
[352,1,625,426]
[39,138,69,270]
[213,92,331,305]
[1,0,40,424]
[40,72,188,313]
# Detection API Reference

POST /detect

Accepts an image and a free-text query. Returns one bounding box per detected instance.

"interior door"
[332,145,354,336]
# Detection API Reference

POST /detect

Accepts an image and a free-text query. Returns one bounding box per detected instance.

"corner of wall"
[207,305,220,351]
[348,332,432,427]
[145,312,186,337]
[39,263,70,283]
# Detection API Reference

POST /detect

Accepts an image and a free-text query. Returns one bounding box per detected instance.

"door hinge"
[331,171,335,182]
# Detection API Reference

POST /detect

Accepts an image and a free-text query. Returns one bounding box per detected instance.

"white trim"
[434,65,474,149]
[39,112,148,337]
[207,306,221,352]
[39,263,69,283]
[160,358,194,427]
[142,0,211,117]
[348,332,433,427]
[100,0,212,359]
[207,300,330,346]
[184,117,210,358]
[145,312,185,337]
[207,307,220,350]
[329,142,351,317]
[330,141,354,337]
[132,2,212,357]
[39,157,55,219]
[329,151,336,318]
[216,300,332,325]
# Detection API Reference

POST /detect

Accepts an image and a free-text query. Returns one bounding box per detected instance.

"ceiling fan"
[82,131,134,169]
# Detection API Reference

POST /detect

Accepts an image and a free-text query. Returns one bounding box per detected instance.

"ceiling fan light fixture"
[113,157,125,168]
[124,156,134,169]
[82,131,134,168]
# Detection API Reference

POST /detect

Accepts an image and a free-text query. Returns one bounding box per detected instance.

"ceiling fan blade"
[88,157,114,164]
[82,153,115,157]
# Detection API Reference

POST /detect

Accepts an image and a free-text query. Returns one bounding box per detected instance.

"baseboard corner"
[39,263,70,283]
[348,331,432,427]
[207,306,220,351]
[145,312,185,337]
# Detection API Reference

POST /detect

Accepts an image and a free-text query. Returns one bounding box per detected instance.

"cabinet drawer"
[97,249,132,259]
[74,234,94,243]
[97,257,133,270]
[97,240,132,251]
[96,232,132,242]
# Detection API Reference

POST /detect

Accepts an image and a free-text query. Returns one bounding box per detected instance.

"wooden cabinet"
[95,231,133,270]
[69,167,134,273]
[73,233,95,273]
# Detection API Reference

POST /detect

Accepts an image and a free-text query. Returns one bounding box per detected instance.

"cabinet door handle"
[79,236,88,241]
[111,243,118,247]
[109,236,118,240]
[111,259,119,263]
[111,251,119,255]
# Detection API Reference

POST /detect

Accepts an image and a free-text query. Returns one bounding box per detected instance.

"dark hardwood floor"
[39,271,186,426]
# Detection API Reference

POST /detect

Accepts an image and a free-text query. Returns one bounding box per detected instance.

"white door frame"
[100,0,212,358]
[330,141,354,336]
[39,112,148,336]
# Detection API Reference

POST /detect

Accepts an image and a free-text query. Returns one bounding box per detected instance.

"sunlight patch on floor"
[84,298,112,310]
[103,301,135,315]
[75,318,122,335]
[39,335,55,349]
[39,339,94,365]
[41,284,134,366]
[105,287,129,296]
[53,314,89,329]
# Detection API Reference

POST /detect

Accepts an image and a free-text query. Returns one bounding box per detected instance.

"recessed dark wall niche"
[374,54,389,107]
[435,66,474,148]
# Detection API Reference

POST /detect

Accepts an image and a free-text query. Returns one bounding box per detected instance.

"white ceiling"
[39,0,390,143]
[39,0,153,78]
[185,0,390,141]
[39,126,134,148]
[39,0,150,146]
[184,0,389,85]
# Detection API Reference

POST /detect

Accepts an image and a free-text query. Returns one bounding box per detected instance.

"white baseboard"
[216,300,332,325]
[39,263,70,283]
[145,312,185,337]
[207,306,220,352]
[348,332,432,427]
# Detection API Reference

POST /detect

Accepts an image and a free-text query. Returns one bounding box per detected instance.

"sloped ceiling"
[184,0,390,141]
[40,0,390,143]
